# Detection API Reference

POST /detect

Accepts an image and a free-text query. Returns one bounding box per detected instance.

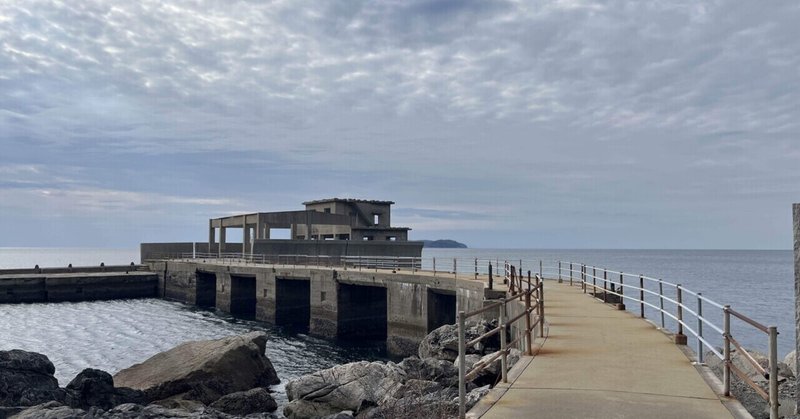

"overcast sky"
[1,1,798,249]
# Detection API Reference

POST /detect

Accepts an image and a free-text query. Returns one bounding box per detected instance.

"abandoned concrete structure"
[141,198,423,262]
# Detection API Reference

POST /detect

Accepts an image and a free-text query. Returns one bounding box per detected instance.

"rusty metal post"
[617,272,625,310]
[593,266,597,295]
[488,262,493,290]
[639,275,645,318]
[675,284,687,344]
[558,261,562,283]
[723,306,731,396]
[538,277,545,338]
[582,264,586,293]
[659,279,665,328]
[525,290,533,355]
[697,293,704,364]
[499,304,508,383]
[569,262,573,286]
[768,326,779,419]
[603,269,608,302]
[458,311,466,418]
[474,258,478,280]
[539,260,542,277]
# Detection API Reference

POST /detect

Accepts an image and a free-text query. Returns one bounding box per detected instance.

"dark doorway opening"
[276,278,310,332]
[337,283,387,341]
[196,271,217,308]
[230,275,257,319]
[427,289,456,332]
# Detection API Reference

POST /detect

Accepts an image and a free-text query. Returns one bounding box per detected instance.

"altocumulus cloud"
[0,0,799,248]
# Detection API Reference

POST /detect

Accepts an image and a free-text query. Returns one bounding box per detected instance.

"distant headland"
[420,239,468,248]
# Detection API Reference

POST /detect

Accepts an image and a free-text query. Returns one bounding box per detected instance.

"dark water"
[424,248,795,358]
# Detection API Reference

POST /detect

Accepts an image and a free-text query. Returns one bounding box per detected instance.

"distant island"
[420,239,468,248]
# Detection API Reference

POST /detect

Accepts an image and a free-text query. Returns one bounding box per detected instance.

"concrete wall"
[151,261,489,356]
[0,272,158,303]
[140,242,218,263]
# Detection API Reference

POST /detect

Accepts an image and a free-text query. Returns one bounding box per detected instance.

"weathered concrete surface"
[475,282,736,419]
[0,271,158,303]
[151,261,488,356]
[794,203,799,414]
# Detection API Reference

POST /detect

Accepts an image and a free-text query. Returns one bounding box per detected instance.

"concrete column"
[208,221,215,253]
[794,203,799,414]
[243,221,250,256]
[219,227,226,255]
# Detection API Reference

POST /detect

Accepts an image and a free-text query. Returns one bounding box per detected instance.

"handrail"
[457,274,544,419]
[147,252,779,419]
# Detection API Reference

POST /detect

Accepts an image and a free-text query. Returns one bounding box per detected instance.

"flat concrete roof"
[302,198,395,205]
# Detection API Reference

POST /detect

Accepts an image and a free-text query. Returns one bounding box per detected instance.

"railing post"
[499,304,508,383]
[592,266,597,295]
[582,264,586,293]
[558,261,562,283]
[454,258,457,279]
[433,257,436,277]
[569,262,573,286]
[603,269,608,303]
[488,262,493,290]
[639,275,645,318]
[525,290,533,355]
[458,311,466,419]
[474,258,478,280]
[675,284,687,344]
[659,279,665,328]
[616,273,625,310]
[768,326,779,419]
[723,306,731,396]
[539,260,542,277]
[697,293,704,364]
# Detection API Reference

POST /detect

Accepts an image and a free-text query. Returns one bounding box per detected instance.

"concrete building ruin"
[141,198,423,262]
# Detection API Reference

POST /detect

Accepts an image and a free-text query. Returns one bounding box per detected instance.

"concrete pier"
[0,266,158,303]
[148,260,489,356]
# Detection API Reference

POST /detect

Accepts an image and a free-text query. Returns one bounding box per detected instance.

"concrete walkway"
[474,281,736,419]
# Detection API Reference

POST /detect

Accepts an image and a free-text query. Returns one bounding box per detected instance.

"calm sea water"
[0,247,794,402]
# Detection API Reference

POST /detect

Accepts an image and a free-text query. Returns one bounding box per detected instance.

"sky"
[1,1,798,249]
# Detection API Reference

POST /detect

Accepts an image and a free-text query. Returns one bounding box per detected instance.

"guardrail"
[457,273,544,418]
[147,252,779,418]
[554,261,780,419]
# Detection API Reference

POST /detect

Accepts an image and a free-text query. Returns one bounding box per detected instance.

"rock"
[113,332,279,404]
[284,361,405,418]
[210,387,277,415]
[9,401,91,419]
[398,357,459,388]
[418,321,496,362]
[63,368,144,410]
[784,350,796,377]
[390,379,443,399]
[358,386,459,419]
[462,384,491,411]
[320,411,354,419]
[0,349,63,407]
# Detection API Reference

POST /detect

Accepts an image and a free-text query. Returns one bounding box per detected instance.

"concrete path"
[475,281,736,419]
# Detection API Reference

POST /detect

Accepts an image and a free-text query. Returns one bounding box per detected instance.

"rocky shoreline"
[1,321,514,419]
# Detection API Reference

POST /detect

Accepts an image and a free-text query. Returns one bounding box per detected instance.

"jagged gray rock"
[417,321,497,362]
[0,350,63,407]
[284,361,406,419]
[784,350,796,377]
[209,387,277,415]
[397,357,459,388]
[64,368,144,410]
[113,332,279,405]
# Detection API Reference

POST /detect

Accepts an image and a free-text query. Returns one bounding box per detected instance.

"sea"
[0,247,794,410]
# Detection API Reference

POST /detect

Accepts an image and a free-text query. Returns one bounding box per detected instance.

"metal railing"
[554,261,780,419]
[147,252,779,418]
[457,273,545,418]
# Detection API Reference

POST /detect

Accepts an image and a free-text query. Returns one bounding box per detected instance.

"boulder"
[9,401,91,419]
[209,387,277,415]
[113,332,279,404]
[63,368,144,410]
[784,350,796,377]
[284,361,405,418]
[0,350,63,407]
[397,357,459,388]
[418,321,497,362]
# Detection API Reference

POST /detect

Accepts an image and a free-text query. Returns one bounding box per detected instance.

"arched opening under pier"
[427,289,456,331]
[230,274,257,319]
[275,278,310,332]
[337,283,387,341]
[195,271,217,308]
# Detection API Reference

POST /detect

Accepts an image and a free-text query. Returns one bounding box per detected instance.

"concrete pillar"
[243,221,250,256]
[219,227,226,255]
[794,203,799,414]
[208,221,215,253]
